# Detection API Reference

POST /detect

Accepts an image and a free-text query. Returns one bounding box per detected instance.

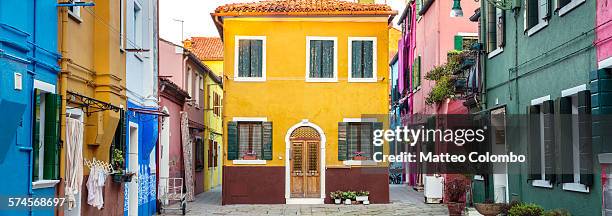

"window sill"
[558,0,585,17]
[348,78,377,83]
[305,78,338,83]
[488,48,504,59]
[527,21,548,37]
[32,180,60,189]
[474,175,484,181]
[343,160,377,166]
[234,77,266,82]
[232,159,267,165]
[532,180,553,188]
[67,11,82,23]
[562,183,589,193]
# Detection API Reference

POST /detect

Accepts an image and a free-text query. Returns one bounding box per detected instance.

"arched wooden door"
[290,127,321,198]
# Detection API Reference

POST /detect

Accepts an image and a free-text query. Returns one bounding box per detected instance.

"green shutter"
[338,122,348,161]
[43,93,61,180]
[527,105,541,180]
[542,100,555,183]
[372,122,383,155]
[262,122,273,160]
[527,0,539,29]
[227,122,238,160]
[578,90,593,186]
[321,40,334,78]
[454,35,463,51]
[238,40,251,77]
[32,90,41,181]
[414,56,421,88]
[351,41,363,78]
[555,97,573,183]
[363,41,374,78]
[310,40,322,78]
[250,40,263,77]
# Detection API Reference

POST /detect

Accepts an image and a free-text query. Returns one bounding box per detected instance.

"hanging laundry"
[65,117,83,210]
[86,165,108,209]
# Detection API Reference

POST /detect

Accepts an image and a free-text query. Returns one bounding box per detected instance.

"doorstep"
[285,198,324,204]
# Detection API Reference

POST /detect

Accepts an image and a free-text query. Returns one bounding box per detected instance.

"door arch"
[284,120,326,204]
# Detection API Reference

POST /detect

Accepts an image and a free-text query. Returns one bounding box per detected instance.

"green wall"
[480,0,600,215]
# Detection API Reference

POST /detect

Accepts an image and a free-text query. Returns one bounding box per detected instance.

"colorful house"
[596,0,612,212]
[396,0,478,190]
[184,37,224,192]
[0,0,61,215]
[124,0,159,215]
[212,0,396,205]
[476,0,602,215]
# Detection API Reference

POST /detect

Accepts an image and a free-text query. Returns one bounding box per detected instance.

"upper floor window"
[557,0,585,16]
[132,1,142,48]
[525,0,549,36]
[306,37,337,82]
[412,56,421,91]
[32,89,61,183]
[349,37,377,82]
[235,36,266,82]
[68,0,81,19]
[486,4,505,54]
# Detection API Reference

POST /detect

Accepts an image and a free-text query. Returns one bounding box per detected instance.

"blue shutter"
[250,40,263,77]
[363,41,374,78]
[351,41,363,78]
[227,122,238,160]
[262,122,273,160]
[238,40,251,77]
[321,40,334,78]
[310,40,322,78]
[338,122,348,161]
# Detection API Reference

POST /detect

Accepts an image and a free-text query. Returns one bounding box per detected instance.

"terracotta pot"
[352,156,367,160]
[242,155,257,160]
[447,202,465,216]
[474,203,503,216]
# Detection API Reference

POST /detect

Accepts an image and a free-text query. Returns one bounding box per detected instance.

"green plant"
[341,191,356,200]
[445,178,467,203]
[426,76,453,105]
[357,190,369,196]
[111,148,124,170]
[330,191,343,199]
[543,209,570,216]
[508,203,544,216]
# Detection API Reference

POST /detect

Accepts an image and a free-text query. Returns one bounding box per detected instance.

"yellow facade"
[58,0,126,177]
[204,60,224,76]
[222,17,390,168]
[203,73,223,191]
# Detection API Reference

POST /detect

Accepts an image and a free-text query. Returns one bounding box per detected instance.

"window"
[194,74,200,107]
[186,67,192,98]
[557,0,585,16]
[524,0,549,36]
[32,89,61,183]
[234,36,266,81]
[195,137,204,171]
[349,37,377,82]
[455,35,478,51]
[416,0,423,20]
[227,120,273,161]
[337,121,383,161]
[306,37,337,82]
[68,0,81,20]
[412,56,421,90]
[208,140,218,168]
[486,4,505,54]
[528,96,553,188]
[213,93,221,117]
[558,87,592,192]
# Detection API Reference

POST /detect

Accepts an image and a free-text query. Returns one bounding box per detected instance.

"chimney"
[183,39,193,49]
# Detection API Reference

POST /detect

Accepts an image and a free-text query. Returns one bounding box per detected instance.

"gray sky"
[159,0,406,45]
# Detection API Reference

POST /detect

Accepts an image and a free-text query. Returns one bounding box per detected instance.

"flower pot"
[356,196,368,202]
[363,200,370,205]
[344,199,352,205]
[111,173,123,183]
[474,203,503,216]
[447,202,465,216]
[242,155,257,160]
[334,199,341,204]
[352,156,367,160]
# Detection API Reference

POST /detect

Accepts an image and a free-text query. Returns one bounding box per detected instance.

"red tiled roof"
[188,37,223,61]
[214,0,396,17]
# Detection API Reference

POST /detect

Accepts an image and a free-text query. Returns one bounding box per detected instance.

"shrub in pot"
[342,191,356,205]
[445,178,467,216]
[508,203,544,216]
[330,191,342,204]
[356,190,369,202]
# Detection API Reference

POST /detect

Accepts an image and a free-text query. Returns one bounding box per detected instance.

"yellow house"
[212,0,396,205]
[184,38,225,191]
[58,0,126,214]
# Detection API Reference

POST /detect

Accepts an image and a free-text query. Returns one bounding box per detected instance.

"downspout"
[155,0,160,210]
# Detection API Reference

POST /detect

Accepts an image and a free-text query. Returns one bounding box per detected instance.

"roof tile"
[214,0,395,16]
[188,37,223,61]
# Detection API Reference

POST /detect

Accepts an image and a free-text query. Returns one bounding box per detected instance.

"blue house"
[0,0,61,215]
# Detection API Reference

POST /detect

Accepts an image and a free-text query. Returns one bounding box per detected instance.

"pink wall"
[411,0,478,116]
[159,39,186,89]
[159,96,185,180]
[596,0,612,63]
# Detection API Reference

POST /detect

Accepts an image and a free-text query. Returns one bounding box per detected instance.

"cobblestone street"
[160,185,449,216]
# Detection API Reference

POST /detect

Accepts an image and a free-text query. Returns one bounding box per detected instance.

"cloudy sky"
[159,0,407,45]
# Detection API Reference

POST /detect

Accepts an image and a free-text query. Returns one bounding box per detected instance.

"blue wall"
[0,0,60,215]
[125,101,158,216]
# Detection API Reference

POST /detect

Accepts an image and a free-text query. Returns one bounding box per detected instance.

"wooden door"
[290,127,321,198]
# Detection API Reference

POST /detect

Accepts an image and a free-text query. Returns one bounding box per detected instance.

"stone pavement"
[160,185,449,216]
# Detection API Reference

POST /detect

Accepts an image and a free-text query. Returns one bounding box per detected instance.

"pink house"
[596,0,612,69]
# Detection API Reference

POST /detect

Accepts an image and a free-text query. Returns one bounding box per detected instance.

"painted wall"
[204,74,223,191]
[481,0,599,215]
[204,60,223,76]
[0,0,60,215]
[596,0,612,64]
[159,39,185,89]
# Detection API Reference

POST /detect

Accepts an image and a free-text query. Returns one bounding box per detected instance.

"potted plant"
[342,191,356,205]
[508,203,544,216]
[330,191,342,204]
[242,151,257,160]
[352,152,367,160]
[356,190,369,203]
[474,199,503,216]
[445,178,467,216]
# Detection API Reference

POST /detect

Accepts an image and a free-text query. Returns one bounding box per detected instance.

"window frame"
[558,0,585,17]
[234,36,267,82]
[486,4,504,58]
[530,95,553,188]
[31,80,61,189]
[231,117,268,165]
[560,84,590,193]
[132,0,143,48]
[348,37,377,83]
[341,118,378,166]
[67,0,82,23]
[195,137,204,171]
[525,0,549,37]
[305,36,338,83]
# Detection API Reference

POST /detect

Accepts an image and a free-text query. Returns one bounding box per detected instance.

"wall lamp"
[450,0,516,18]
